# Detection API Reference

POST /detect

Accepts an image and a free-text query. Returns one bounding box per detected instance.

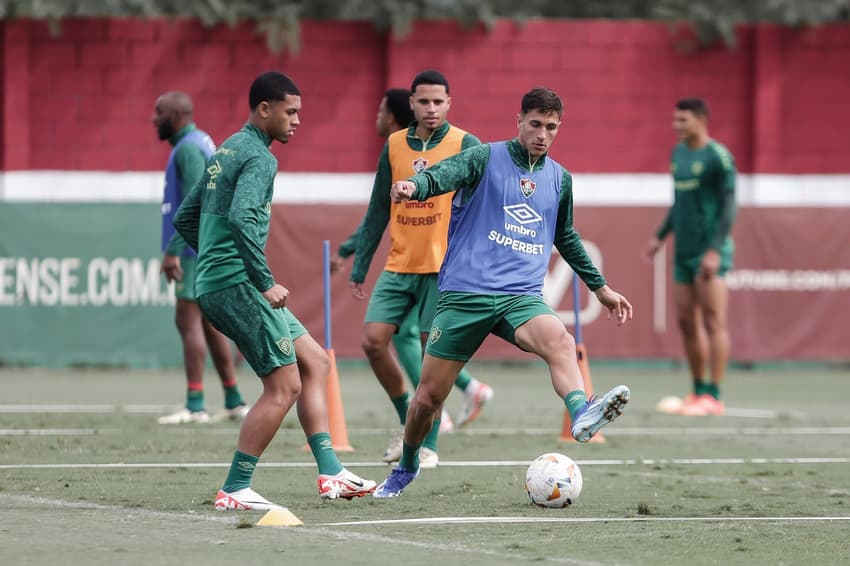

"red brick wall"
[2,18,849,173]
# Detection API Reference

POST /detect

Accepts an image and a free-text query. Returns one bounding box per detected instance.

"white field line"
[319,515,850,527]
[1,457,848,471]
[0,494,604,566]
[0,404,793,419]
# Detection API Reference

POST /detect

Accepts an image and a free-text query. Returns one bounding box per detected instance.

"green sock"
[186,388,204,412]
[391,392,410,425]
[399,442,420,472]
[705,383,720,400]
[222,450,258,492]
[564,390,588,422]
[454,369,472,391]
[307,432,343,476]
[694,379,707,396]
[422,415,439,451]
[223,384,245,410]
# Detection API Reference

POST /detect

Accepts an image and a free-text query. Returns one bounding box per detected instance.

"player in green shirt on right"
[646,98,737,417]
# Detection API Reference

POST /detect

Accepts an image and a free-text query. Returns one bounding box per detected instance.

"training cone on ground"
[256,508,303,527]
[325,349,353,451]
[559,342,606,443]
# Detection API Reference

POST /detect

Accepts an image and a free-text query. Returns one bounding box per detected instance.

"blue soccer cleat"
[571,385,630,442]
[372,466,419,498]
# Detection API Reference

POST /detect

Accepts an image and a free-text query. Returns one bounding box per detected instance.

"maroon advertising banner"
[267,205,850,362]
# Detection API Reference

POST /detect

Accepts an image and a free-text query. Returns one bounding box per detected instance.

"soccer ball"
[525,452,583,508]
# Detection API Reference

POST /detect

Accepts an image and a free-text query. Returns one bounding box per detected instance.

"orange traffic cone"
[559,342,606,443]
[325,348,353,451]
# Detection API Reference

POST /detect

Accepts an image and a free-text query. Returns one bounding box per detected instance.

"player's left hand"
[593,285,633,326]
[160,254,183,282]
[699,249,720,280]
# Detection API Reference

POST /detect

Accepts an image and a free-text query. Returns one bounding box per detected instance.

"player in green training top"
[646,98,737,417]
[173,71,376,510]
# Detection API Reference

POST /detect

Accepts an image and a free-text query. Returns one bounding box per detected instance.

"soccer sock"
[222,450,258,492]
[221,379,245,410]
[186,383,204,413]
[564,390,588,422]
[705,383,720,400]
[391,392,410,425]
[307,432,344,476]
[454,370,473,391]
[422,415,439,451]
[399,442,420,472]
[693,378,707,396]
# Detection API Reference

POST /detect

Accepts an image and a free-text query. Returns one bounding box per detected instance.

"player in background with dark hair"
[331,88,494,439]
[348,71,484,469]
[374,87,632,498]
[646,98,737,417]
[152,91,248,425]
[173,71,376,510]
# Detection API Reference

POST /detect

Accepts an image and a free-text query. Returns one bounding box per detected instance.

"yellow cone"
[256,508,303,527]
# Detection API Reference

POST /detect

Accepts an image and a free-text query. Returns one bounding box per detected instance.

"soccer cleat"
[457,381,494,428]
[382,426,404,463]
[571,385,630,442]
[680,393,724,416]
[373,466,419,498]
[210,404,251,423]
[419,446,439,469]
[214,487,282,511]
[318,468,377,499]
[439,409,454,433]
[157,408,210,424]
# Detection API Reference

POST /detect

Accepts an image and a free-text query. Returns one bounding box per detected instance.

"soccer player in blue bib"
[374,87,633,498]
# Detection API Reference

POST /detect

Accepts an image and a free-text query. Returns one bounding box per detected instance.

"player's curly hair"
[521,87,563,118]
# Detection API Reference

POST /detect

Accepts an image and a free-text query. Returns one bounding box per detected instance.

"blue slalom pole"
[323,240,332,350]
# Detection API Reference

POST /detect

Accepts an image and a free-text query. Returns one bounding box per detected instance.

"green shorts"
[173,256,198,300]
[425,292,555,362]
[198,281,308,377]
[674,251,733,284]
[365,271,439,332]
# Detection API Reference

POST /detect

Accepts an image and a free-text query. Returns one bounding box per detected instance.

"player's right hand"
[349,281,366,300]
[160,254,183,282]
[390,181,416,203]
[262,284,289,309]
[644,236,663,260]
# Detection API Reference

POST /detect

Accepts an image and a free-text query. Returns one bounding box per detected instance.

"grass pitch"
[1,363,849,565]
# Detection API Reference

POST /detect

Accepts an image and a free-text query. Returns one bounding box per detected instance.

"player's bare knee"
[361,333,388,359]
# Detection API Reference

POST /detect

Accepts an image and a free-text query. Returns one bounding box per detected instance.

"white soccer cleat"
[214,487,282,511]
[439,409,454,433]
[210,404,251,422]
[418,446,439,469]
[457,381,494,428]
[157,408,210,424]
[318,468,377,499]
[571,385,630,442]
[382,426,404,463]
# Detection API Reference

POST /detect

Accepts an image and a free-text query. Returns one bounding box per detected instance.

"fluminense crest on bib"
[429,325,443,345]
[691,161,704,175]
[412,157,429,174]
[276,337,292,356]
[519,177,537,198]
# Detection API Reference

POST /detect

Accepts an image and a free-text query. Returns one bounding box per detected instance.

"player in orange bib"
[349,70,486,468]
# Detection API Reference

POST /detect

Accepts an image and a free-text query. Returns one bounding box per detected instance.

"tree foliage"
[1,0,848,52]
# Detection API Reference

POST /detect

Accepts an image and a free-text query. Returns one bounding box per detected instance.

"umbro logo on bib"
[519,178,536,198]
[412,157,429,174]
